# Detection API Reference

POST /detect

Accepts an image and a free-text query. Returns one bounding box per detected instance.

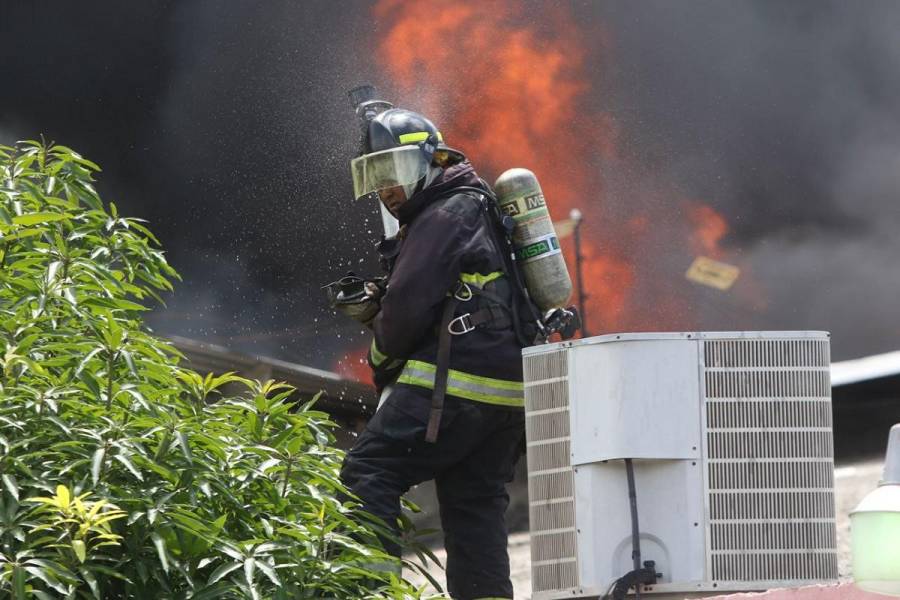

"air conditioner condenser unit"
[523,332,838,599]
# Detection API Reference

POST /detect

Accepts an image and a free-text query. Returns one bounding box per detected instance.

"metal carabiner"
[448,313,476,335]
[454,282,473,301]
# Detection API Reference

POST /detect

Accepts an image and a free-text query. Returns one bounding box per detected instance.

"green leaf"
[12,212,71,226]
[176,430,192,464]
[72,539,87,563]
[3,227,46,242]
[151,532,169,574]
[12,566,26,599]
[23,565,68,595]
[255,560,281,587]
[113,453,144,481]
[207,561,241,585]
[244,556,256,588]
[91,446,106,485]
[79,567,101,600]
[2,474,19,500]
[56,484,70,509]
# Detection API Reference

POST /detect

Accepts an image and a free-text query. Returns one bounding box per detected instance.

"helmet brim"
[434,143,466,165]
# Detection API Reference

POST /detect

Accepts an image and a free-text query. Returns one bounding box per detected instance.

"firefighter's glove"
[542,306,581,341]
[336,296,380,326]
[323,273,382,326]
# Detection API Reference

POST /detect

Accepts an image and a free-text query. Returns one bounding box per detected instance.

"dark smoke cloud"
[1,0,384,368]
[583,0,900,358]
[2,1,899,365]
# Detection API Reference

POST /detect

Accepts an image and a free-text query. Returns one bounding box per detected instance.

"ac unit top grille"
[704,338,829,369]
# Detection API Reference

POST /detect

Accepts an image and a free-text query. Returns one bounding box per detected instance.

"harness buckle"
[453,282,473,301]
[448,313,476,335]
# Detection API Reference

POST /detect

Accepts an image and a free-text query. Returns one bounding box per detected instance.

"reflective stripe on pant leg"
[396,360,524,407]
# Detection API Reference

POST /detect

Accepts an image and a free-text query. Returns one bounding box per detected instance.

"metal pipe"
[570,208,588,336]
[626,458,642,598]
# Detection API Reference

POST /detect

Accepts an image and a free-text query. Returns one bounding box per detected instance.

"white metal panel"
[573,459,707,592]
[569,338,702,464]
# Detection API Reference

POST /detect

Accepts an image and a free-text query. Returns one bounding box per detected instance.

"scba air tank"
[493,168,573,311]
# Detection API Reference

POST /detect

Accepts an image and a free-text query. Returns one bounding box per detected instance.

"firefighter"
[338,107,526,600]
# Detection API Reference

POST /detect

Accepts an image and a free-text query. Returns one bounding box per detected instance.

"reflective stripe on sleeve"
[459,271,504,289]
[369,338,388,367]
[396,360,524,407]
[369,339,404,370]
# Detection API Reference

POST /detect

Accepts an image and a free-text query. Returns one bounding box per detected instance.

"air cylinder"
[493,168,573,311]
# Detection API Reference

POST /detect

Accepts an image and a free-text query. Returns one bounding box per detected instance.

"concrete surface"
[701,582,887,599]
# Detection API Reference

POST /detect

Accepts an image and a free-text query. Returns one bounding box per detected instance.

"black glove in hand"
[323,273,385,327]
[335,296,380,326]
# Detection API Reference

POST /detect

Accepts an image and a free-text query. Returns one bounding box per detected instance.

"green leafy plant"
[0,140,440,598]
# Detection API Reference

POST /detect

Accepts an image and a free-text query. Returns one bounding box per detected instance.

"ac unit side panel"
[569,339,702,464]
[574,459,707,592]
[525,348,579,595]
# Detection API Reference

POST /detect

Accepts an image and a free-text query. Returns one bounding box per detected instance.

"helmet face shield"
[350,146,429,202]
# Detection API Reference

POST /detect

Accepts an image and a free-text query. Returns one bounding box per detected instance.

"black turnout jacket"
[366,161,525,416]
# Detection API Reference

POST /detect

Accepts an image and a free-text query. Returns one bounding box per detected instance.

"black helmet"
[366,108,465,165]
[351,108,466,204]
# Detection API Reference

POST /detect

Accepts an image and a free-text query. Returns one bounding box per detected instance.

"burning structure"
[335,0,761,381]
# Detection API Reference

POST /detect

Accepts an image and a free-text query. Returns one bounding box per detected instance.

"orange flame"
[334,347,372,384]
[352,0,766,354]
[685,202,729,259]
[373,0,635,331]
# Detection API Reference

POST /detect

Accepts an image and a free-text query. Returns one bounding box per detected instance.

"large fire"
[336,0,760,380]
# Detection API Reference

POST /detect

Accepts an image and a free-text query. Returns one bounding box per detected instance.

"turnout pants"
[340,390,525,600]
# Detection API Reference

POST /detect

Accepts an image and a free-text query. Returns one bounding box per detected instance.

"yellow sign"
[686,256,740,290]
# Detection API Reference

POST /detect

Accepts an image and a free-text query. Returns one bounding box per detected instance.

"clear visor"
[351,146,428,201]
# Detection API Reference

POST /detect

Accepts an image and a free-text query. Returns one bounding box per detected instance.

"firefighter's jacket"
[367,161,525,415]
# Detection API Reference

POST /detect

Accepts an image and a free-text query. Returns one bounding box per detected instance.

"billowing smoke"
[2,1,899,366]
[1,1,383,368]
[587,0,900,358]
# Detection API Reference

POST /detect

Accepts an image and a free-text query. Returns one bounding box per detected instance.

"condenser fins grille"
[703,338,839,581]
[524,349,577,593]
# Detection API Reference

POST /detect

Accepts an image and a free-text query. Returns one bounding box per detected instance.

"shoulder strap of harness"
[451,183,546,346]
[425,295,460,443]
[425,183,540,442]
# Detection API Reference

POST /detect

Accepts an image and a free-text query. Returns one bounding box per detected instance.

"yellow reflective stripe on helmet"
[396,360,524,407]
[398,131,444,144]
[398,131,429,144]
[460,271,504,289]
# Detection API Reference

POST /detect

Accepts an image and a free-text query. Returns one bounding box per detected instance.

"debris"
[686,256,740,290]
